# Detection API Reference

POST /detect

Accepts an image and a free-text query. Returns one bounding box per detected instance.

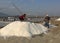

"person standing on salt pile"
[19,14,27,21]
[44,14,51,28]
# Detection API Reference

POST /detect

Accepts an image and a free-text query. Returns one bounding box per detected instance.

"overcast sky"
[0,0,60,16]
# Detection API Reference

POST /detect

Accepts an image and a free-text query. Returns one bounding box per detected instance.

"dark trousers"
[44,22,49,28]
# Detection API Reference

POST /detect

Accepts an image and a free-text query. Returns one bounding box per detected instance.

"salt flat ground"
[0,20,60,43]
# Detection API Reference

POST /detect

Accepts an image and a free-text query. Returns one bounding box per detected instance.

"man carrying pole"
[19,14,27,21]
[44,14,51,28]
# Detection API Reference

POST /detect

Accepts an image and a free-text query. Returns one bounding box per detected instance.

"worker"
[44,14,50,28]
[19,14,26,21]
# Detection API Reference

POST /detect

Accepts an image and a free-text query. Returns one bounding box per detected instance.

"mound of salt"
[55,18,60,21]
[0,21,47,38]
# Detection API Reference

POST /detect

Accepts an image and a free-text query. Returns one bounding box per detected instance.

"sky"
[0,0,60,16]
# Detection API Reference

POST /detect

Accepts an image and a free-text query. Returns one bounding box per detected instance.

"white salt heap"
[43,22,57,28]
[55,18,60,21]
[0,21,48,38]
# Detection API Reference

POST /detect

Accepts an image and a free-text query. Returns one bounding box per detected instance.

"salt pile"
[49,23,57,28]
[43,22,57,28]
[0,21,48,38]
[55,18,60,21]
